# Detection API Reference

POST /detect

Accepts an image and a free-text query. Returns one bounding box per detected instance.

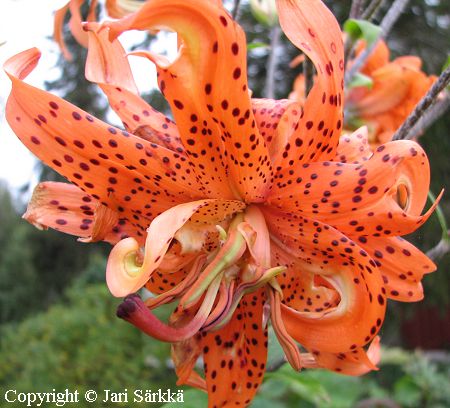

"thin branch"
[232,0,241,20]
[345,0,410,85]
[349,0,365,19]
[266,356,287,372]
[391,66,450,140]
[361,0,386,20]
[406,95,450,140]
[303,57,314,98]
[426,237,450,263]
[264,25,281,99]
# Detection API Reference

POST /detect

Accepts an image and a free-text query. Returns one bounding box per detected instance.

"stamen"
[179,214,246,309]
[145,255,207,309]
[269,289,302,371]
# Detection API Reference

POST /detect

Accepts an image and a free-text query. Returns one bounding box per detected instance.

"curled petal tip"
[106,237,147,298]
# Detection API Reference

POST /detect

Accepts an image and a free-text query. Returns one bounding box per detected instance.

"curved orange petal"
[103,0,273,202]
[251,98,302,161]
[275,0,344,171]
[308,336,381,375]
[354,63,412,117]
[106,199,245,297]
[105,0,143,18]
[334,127,372,164]
[23,182,143,244]
[356,40,390,75]
[263,208,386,353]
[201,289,267,407]
[268,140,434,237]
[84,23,185,152]
[68,0,97,49]
[272,241,339,314]
[54,2,73,61]
[4,48,200,230]
[171,336,206,390]
[359,236,436,302]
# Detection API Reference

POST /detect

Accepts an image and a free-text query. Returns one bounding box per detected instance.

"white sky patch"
[0,0,177,197]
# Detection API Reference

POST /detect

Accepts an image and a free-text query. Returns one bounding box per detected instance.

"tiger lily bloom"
[345,40,437,145]
[5,0,441,406]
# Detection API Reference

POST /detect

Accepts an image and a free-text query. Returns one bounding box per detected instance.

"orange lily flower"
[345,40,437,145]
[5,0,440,406]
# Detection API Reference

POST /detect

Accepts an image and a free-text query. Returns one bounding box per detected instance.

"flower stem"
[392,67,450,140]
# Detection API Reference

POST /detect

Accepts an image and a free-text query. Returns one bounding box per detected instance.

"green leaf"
[248,42,270,51]
[161,389,208,408]
[394,376,422,407]
[443,55,450,71]
[266,367,330,405]
[344,19,382,46]
[347,72,374,89]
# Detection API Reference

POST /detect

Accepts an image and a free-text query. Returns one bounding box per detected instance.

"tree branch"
[349,0,365,19]
[264,25,281,99]
[399,95,450,140]
[232,0,241,20]
[392,66,450,140]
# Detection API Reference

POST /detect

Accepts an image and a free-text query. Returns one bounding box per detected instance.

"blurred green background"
[0,0,449,407]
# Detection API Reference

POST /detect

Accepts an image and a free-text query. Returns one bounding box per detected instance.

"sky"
[0,0,175,198]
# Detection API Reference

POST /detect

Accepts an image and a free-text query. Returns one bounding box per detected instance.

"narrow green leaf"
[344,19,382,46]
[247,42,271,51]
[347,72,374,89]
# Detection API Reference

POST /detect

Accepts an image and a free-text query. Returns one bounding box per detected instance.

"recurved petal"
[354,63,412,117]
[274,0,344,170]
[106,199,245,297]
[333,127,372,164]
[251,98,302,162]
[84,24,184,152]
[5,48,200,230]
[308,336,381,375]
[105,0,143,18]
[356,40,390,75]
[171,336,206,390]
[200,289,267,407]
[263,208,386,353]
[358,236,436,301]
[269,140,434,237]
[23,182,143,244]
[103,0,273,202]
[54,2,73,60]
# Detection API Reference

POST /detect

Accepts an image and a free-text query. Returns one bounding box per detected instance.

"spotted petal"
[274,0,344,173]
[103,0,273,202]
[23,181,143,244]
[5,48,201,235]
[106,199,245,297]
[263,208,386,353]
[84,23,184,152]
[201,289,267,407]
